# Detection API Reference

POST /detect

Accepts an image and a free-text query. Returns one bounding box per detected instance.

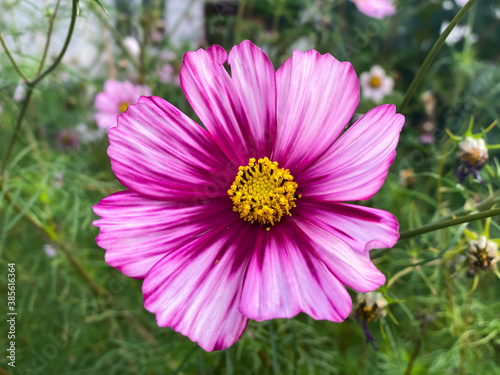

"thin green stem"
[36,0,62,75]
[0,34,29,82]
[0,179,102,294]
[268,321,280,375]
[399,0,478,112]
[0,178,160,346]
[398,207,500,242]
[445,190,500,219]
[403,338,422,375]
[30,0,78,87]
[225,349,233,375]
[90,3,139,69]
[1,0,78,177]
[1,87,33,176]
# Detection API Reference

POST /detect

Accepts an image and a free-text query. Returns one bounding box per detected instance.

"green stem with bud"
[398,207,500,242]
[399,0,478,112]
[0,0,78,177]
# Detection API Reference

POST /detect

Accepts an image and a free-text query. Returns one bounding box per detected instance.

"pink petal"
[298,104,405,202]
[351,0,396,19]
[108,96,233,201]
[239,223,352,322]
[228,40,277,157]
[293,216,386,293]
[143,220,253,351]
[93,191,235,279]
[103,79,125,98]
[94,91,120,112]
[272,50,359,175]
[295,200,399,255]
[180,41,276,165]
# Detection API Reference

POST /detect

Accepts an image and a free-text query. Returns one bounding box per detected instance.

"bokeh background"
[1,0,500,374]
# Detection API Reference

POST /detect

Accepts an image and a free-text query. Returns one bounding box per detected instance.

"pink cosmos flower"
[158,63,181,86]
[94,80,152,129]
[93,40,404,351]
[350,0,396,19]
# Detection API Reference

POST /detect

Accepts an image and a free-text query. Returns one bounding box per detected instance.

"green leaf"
[93,0,109,15]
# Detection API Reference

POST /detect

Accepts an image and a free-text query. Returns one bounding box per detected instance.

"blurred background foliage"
[1,0,500,374]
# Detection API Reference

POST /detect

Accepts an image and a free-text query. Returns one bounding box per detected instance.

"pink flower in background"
[43,244,57,258]
[351,0,396,19]
[13,83,25,102]
[93,40,404,351]
[158,64,180,86]
[94,80,152,129]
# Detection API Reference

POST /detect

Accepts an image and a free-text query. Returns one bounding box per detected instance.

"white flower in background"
[360,65,394,103]
[53,172,65,188]
[13,83,25,102]
[442,1,454,10]
[441,21,478,45]
[43,244,57,257]
[290,37,315,53]
[298,2,324,29]
[494,6,500,19]
[123,36,141,60]
[455,0,467,6]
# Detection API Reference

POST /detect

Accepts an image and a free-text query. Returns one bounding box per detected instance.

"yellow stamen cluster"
[369,76,382,88]
[228,157,300,229]
[119,102,130,113]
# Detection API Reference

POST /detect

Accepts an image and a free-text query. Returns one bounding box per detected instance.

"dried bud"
[467,236,499,272]
[57,129,79,152]
[356,292,388,322]
[118,59,129,70]
[421,90,436,117]
[399,169,416,188]
[459,137,488,168]
[456,137,488,182]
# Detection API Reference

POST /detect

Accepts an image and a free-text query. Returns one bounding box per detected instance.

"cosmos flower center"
[119,102,130,113]
[369,76,382,88]
[228,157,300,229]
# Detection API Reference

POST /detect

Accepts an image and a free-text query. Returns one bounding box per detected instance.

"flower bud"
[456,137,488,182]
[421,90,436,117]
[399,169,416,188]
[459,137,488,168]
